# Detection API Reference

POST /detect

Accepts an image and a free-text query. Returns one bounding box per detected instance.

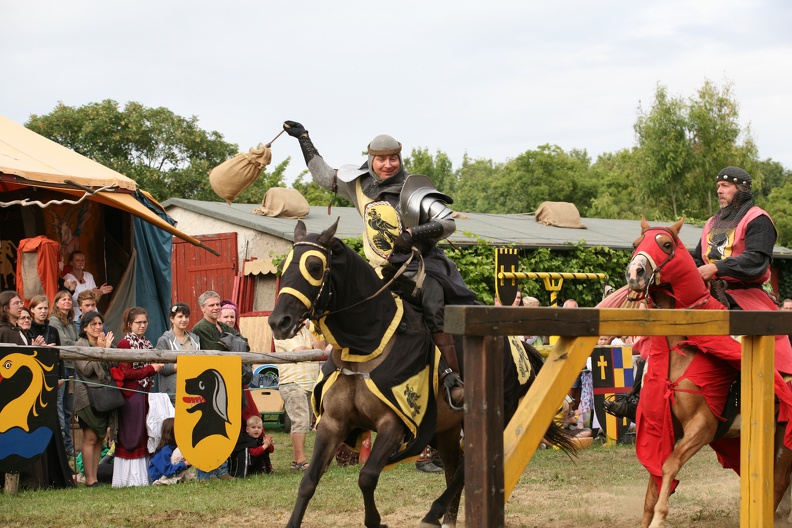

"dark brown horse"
[626,218,792,528]
[269,219,572,528]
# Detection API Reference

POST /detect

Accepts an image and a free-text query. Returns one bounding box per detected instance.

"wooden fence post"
[464,335,504,528]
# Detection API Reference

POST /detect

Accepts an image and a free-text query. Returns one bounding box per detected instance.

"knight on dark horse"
[284,120,474,410]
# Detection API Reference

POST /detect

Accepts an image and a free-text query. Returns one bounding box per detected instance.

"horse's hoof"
[418,523,441,528]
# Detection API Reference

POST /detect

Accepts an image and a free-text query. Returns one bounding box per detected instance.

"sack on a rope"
[209,146,273,204]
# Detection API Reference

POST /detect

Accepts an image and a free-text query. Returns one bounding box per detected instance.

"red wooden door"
[171,233,238,329]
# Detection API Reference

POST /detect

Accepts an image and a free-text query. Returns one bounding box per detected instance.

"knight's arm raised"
[283,120,337,193]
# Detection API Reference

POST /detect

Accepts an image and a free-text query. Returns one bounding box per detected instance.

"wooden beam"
[503,336,598,498]
[444,306,792,337]
[464,336,505,528]
[35,346,328,364]
[740,335,775,528]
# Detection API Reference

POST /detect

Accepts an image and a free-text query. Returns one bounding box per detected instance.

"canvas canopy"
[0,114,221,342]
[0,114,213,253]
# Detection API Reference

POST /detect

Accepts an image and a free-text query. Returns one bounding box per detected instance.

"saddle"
[713,379,740,441]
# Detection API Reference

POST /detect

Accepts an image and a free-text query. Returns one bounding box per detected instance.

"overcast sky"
[3,1,791,182]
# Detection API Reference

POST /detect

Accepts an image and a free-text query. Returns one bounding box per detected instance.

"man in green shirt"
[192,291,241,349]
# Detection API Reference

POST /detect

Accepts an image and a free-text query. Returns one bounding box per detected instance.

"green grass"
[0,433,782,528]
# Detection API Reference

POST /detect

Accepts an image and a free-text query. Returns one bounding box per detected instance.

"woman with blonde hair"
[49,290,80,456]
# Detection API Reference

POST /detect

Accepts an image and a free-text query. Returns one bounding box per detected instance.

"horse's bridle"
[289,240,334,327]
[627,227,677,303]
[286,239,421,327]
[628,227,713,309]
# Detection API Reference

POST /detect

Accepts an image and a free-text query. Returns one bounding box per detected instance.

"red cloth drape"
[16,236,60,305]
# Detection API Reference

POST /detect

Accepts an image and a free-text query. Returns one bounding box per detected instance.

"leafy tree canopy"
[25,100,285,202]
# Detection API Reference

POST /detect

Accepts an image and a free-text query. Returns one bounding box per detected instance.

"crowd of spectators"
[0,274,327,489]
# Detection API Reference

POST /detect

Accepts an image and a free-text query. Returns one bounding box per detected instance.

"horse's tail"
[544,420,578,458]
[523,342,545,379]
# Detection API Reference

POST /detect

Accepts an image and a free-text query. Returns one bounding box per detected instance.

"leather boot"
[433,332,465,410]
[603,357,645,422]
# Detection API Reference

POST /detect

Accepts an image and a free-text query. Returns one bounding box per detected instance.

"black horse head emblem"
[184,369,231,448]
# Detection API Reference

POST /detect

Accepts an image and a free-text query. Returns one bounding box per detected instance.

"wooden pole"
[740,335,774,528]
[464,335,504,528]
[4,345,328,364]
[4,473,19,495]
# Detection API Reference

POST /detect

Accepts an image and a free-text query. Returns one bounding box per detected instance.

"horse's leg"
[286,417,349,528]
[649,413,715,527]
[419,427,463,528]
[420,462,464,528]
[359,418,405,528]
[642,476,659,528]
[773,426,792,510]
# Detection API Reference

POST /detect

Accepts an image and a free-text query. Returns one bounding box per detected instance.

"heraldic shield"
[175,355,241,472]
[0,347,59,473]
[591,345,635,443]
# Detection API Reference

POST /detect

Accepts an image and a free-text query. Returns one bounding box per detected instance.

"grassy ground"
[0,430,788,528]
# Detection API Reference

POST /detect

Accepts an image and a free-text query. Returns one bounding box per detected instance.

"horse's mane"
[326,236,397,309]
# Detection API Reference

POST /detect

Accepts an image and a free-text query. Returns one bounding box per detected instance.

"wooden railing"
[444,306,790,528]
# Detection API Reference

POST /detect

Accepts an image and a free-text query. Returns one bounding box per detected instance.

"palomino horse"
[269,219,573,528]
[625,218,792,528]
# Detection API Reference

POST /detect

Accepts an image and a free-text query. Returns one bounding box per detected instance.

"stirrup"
[441,368,465,411]
[603,392,639,422]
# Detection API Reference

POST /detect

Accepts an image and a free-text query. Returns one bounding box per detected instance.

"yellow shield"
[174,355,241,472]
[363,200,402,261]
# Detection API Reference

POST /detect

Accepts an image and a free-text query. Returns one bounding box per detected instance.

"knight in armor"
[606,166,792,421]
[283,120,475,410]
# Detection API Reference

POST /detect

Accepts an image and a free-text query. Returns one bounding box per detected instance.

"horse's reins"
[291,240,424,324]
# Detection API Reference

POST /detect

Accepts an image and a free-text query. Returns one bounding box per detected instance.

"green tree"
[493,144,593,214]
[687,80,752,216]
[634,81,759,220]
[586,149,649,219]
[453,154,504,212]
[753,158,791,201]
[291,171,353,208]
[404,148,456,194]
[761,181,792,248]
[634,85,693,219]
[25,100,241,202]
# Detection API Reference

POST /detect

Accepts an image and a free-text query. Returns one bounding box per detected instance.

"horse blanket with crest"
[313,296,439,464]
[636,335,741,491]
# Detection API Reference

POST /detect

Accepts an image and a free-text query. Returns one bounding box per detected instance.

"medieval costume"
[284,121,476,407]
[113,332,157,487]
[692,165,792,374]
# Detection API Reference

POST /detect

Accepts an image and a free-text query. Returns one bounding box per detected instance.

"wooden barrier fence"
[444,305,791,528]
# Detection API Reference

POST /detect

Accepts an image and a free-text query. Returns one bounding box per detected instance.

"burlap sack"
[535,201,586,229]
[252,187,310,218]
[209,146,272,204]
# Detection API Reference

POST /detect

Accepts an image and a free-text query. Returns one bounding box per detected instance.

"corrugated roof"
[163,198,792,259]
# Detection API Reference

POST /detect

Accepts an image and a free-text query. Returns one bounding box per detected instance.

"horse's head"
[269,219,339,340]
[626,217,684,300]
